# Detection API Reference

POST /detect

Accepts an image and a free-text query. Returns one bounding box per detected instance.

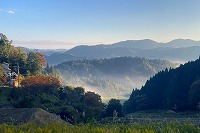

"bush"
[21,75,62,90]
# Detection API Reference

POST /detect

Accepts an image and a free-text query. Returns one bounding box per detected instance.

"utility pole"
[17,63,20,87]
[13,63,20,87]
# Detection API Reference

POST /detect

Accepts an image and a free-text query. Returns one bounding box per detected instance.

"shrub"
[21,75,62,90]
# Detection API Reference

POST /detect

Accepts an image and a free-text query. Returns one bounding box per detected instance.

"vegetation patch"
[0,122,199,133]
[0,108,63,125]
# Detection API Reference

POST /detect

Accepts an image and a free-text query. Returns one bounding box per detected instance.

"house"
[2,63,11,74]
[2,63,20,87]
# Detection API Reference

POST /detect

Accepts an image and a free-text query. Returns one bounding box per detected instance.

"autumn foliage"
[35,52,47,67]
[21,75,62,89]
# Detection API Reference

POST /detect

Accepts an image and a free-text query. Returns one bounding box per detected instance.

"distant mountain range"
[66,39,200,63]
[113,39,200,49]
[45,53,85,65]
[20,39,200,65]
[37,39,200,65]
[55,56,178,99]
[19,47,67,56]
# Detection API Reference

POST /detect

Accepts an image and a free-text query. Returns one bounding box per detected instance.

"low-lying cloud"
[13,40,79,49]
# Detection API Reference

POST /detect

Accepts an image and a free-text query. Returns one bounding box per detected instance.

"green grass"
[0,122,199,133]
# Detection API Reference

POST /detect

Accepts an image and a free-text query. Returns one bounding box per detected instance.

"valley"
[55,57,178,99]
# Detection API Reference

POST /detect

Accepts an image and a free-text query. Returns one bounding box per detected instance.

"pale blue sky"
[1,0,200,49]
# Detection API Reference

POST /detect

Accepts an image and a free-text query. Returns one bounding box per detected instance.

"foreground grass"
[0,122,200,133]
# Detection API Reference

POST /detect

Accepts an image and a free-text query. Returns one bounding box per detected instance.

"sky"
[1,0,200,49]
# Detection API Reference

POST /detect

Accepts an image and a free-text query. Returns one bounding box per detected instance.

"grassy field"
[0,122,199,133]
[99,110,200,127]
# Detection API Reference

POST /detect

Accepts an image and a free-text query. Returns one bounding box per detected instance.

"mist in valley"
[55,56,178,101]
[60,72,157,100]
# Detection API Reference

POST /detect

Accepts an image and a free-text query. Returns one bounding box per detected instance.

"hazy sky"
[1,0,200,49]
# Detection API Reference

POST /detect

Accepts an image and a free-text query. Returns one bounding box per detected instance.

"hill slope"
[0,108,63,125]
[124,57,200,113]
[55,57,177,99]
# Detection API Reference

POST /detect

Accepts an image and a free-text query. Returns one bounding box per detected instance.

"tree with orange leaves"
[21,75,62,91]
[35,52,47,67]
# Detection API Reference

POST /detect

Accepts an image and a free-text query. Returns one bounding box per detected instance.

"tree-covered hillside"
[0,33,46,76]
[55,57,177,99]
[123,57,200,113]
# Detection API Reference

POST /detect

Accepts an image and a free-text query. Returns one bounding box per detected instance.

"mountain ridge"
[22,39,200,65]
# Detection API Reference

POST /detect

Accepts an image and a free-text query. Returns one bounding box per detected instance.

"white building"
[2,63,11,74]
[2,63,20,87]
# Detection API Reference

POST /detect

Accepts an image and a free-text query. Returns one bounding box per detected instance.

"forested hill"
[124,57,200,113]
[55,57,177,99]
[56,57,177,76]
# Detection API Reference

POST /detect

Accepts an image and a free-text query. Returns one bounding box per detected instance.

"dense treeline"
[124,57,200,113]
[0,33,46,76]
[56,56,177,76]
[0,82,122,124]
[13,86,103,124]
